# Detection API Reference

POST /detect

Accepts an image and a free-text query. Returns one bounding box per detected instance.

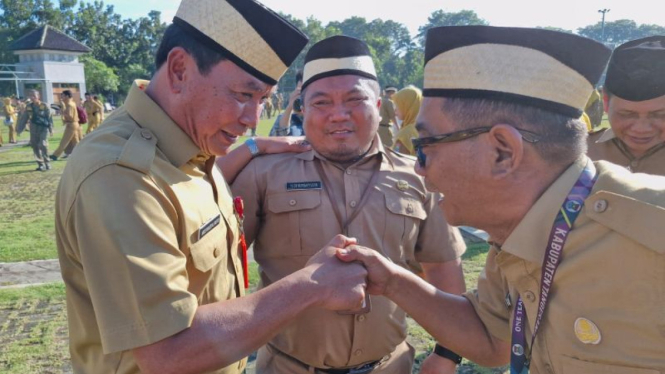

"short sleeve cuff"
[101,295,198,354]
[463,290,511,342]
[415,228,466,263]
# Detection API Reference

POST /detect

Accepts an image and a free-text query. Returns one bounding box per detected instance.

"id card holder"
[337,294,372,315]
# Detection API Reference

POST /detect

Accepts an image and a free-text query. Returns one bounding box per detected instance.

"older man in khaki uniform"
[50,90,80,160]
[587,36,665,175]
[55,2,371,374]
[340,26,665,374]
[231,36,467,374]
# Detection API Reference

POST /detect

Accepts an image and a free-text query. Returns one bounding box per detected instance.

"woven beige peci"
[424,44,594,111]
[176,0,288,82]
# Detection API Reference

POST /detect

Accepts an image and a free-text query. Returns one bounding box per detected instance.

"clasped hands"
[303,235,398,313]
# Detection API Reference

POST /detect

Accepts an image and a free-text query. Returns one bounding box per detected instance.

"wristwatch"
[245,138,260,158]
[433,344,463,364]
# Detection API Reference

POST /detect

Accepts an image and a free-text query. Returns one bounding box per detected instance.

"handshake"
[298,235,401,313]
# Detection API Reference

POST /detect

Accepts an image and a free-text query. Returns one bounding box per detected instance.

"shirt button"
[213,248,220,258]
[140,129,153,140]
[346,169,352,175]
[289,199,297,206]
[406,204,414,214]
[524,291,536,302]
[357,315,366,322]
[350,200,357,208]
[593,199,608,213]
[354,349,363,356]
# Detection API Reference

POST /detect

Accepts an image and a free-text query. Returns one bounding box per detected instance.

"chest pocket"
[382,189,427,267]
[264,190,322,256]
[189,222,228,273]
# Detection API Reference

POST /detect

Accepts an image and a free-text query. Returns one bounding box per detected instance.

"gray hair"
[441,98,588,165]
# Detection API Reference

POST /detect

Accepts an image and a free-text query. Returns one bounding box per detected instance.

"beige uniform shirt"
[232,142,466,368]
[465,157,665,374]
[62,100,79,124]
[55,80,246,374]
[379,96,396,125]
[83,100,95,116]
[587,128,665,175]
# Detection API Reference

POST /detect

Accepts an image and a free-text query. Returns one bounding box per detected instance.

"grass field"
[0,113,506,373]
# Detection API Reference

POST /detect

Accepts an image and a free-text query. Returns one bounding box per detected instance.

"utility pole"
[598,9,611,42]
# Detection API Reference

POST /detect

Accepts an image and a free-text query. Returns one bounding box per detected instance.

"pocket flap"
[267,191,321,213]
[384,191,427,220]
[190,225,226,273]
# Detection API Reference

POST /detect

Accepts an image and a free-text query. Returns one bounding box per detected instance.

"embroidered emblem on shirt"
[286,181,322,191]
[574,317,601,344]
[198,214,221,240]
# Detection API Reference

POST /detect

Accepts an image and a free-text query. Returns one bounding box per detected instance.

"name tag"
[198,214,221,240]
[286,181,322,191]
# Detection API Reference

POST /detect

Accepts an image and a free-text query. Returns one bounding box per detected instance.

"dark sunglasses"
[411,126,542,168]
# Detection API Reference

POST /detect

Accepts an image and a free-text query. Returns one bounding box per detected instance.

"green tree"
[116,63,150,103]
[81,54,119,96]
[536,26,574,34]
[578,19,665,46]
[417,10,489,46]
[69,1,128,67]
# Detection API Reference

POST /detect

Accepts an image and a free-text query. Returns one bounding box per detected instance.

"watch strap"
[245,138,260,158]
[433,344,463,364]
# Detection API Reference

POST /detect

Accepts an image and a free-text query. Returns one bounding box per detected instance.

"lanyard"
[510,161,598,374]
[313,157,381,236]
[314,156,380,315]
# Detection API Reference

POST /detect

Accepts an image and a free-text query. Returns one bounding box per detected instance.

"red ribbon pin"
[233,196,249,289]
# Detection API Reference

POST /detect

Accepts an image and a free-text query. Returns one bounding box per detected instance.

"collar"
[595,128,616,143]
[501,157,589,264]
[125,80,201,168]
[294,135,395,171]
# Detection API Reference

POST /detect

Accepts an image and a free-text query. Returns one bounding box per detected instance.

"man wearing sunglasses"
[338,26,665,374]
[231,35,467,374]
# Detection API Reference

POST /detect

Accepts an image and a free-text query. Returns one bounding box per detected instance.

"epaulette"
[116,127,158,174]
[586,191,665,253]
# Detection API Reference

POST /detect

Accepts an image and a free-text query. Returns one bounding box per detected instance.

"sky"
[104,0,664,37]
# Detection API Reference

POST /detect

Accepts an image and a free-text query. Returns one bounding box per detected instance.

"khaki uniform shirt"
[62,100,79,124]
[84,99,104,121]
[465,157,665,374]
[587,128,665,175]
[379,96,396,125]
[83,99,95,116]
[55,80,246,374]
[232,142,466,368]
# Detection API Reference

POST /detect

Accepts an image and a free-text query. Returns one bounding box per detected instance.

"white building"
[9,25,90,106]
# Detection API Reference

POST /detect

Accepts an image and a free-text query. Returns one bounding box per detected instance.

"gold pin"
[574,318,601,345]
[396,180,409,191]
